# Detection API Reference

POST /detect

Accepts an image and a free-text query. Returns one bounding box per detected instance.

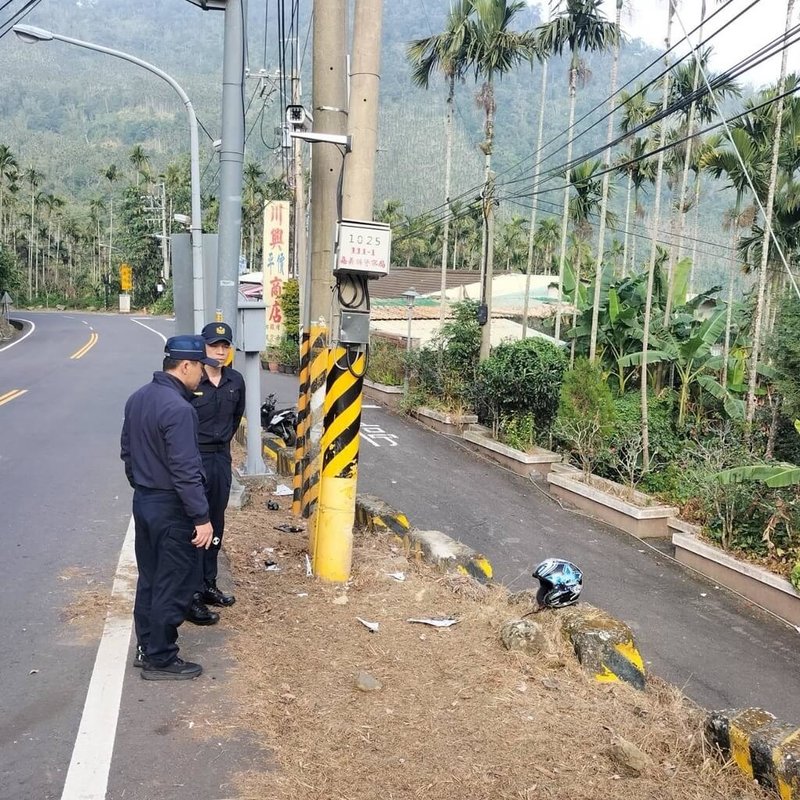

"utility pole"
[292,0,348,524]
[311,0,383,582]
[292,54,307,292]
[479,172,495,361]
[217,0,246,334]
[158,181,170,282]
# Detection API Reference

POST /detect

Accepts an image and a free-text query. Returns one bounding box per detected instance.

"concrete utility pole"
[311,0,383,582]
[292,0,348,525]
[308,0,348,327]
[479,172,495,361]
[216,0,246,334]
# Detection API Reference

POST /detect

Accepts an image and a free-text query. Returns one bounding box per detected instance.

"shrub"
[407,299,480,411]
[791,562,800,591]
[278,279,300,338]
[367,337,405,386]
[598,390,682,483]
[554,358,615,475]
[499,412,537,452]
[475,337,567,436]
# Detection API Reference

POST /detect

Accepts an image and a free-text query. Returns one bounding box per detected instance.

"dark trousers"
[133,487,201,667]
[200,450,232,586]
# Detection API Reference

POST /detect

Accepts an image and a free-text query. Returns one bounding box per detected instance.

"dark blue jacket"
[191,366,246,452]
[120,371,210,525]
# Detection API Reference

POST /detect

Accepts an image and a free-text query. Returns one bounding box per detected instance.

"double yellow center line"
[71,332,98,360]
[0,389,27,407]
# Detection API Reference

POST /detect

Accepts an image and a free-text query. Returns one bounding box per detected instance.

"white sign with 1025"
[335,219,391,277]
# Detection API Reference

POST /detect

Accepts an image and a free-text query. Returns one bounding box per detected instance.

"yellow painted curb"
[707,708,800,798]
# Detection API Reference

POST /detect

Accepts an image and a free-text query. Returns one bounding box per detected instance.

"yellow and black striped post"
[310,344,365,580]
[291,331,311,516]
[298,323,329,524]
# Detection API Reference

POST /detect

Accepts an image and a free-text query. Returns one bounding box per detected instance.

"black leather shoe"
[132,644,148,668]
[141,657,202,681]
[186,595,220,626]
[202,581,236,607]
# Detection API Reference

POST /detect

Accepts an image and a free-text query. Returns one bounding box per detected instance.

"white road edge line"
[0,318,36,352]
[61,516,136,800]
[130,317,167,343]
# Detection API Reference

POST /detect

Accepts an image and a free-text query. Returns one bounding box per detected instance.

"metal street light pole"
[13,24,205,332]
[402,287,418,395]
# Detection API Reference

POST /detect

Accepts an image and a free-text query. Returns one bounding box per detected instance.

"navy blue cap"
[201,322,233,344]
[165,335,219,366]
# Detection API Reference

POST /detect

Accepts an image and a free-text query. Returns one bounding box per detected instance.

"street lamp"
[402,287,418,395]
[13,24,205,332]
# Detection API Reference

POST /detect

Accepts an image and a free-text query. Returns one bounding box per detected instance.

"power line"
[402,0,746,229]
[0,0,44,40]
[399,18,800,242]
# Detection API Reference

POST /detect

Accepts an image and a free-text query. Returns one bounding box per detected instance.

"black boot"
[186,593,220,625]
[202,580,236,607]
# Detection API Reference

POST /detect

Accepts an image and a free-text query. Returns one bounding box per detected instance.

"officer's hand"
[192,522,214,549]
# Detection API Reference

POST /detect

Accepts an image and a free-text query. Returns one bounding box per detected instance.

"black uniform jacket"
[191,367,246,451]
[121,371,210,526]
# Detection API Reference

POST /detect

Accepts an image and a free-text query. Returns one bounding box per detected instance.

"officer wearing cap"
[186,321,245,622]
[120,334,217,680]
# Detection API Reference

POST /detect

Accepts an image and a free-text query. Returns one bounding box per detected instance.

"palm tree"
[497,213,529,272]
[744,0,796,434]
[23,165,44,301]
[466,0,537,359]
[88,197,106,284]
[41,194,64,290]
[523,2,550,340]
[640,0,676,471]
[0,144,17,245]
[242,161,265,271]
[129,145,151,188]
[407,0,473,323]
[588,0,624,362]
[535,0,619,343]
[663,40,740,322]
[102,164,118,283]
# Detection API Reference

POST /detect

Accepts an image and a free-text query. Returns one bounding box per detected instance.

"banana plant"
[620,309,728,425]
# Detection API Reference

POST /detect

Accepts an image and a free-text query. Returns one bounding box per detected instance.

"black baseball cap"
[201,322,233,345]
[165,335,219,366]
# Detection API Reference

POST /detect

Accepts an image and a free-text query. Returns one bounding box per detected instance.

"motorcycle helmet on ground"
[532,558,583,608]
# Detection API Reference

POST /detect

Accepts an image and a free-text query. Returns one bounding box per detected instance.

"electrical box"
[334,219,391,278]
[237,301,267,353]
[339,310,371,345]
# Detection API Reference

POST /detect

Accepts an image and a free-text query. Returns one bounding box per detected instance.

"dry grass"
[219,476,763,800]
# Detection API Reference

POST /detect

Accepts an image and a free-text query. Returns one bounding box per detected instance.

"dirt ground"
[212,467,765,800]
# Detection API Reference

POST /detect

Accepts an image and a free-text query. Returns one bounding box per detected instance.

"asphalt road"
[0,312,263,800]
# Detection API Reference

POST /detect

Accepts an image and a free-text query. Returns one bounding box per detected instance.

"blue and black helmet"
[532,558,583,608]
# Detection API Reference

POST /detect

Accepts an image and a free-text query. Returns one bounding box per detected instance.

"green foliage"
[498,411,537,453]
[116,186,162,307]
[554,358,615,474]
[475,337,567,434]
[150,285,174,316]
[768,290,800,420]
[407,299,480,410]
[0,246,21,294]
[791,562,800,591]
[597,391,682,482]
[278,279,300,338]
[276,335,300,369]
[367,337,406,387]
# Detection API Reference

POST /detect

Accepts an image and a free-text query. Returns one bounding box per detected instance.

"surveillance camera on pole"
[286,104,312,131]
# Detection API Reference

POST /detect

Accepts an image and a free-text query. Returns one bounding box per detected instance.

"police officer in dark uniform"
[186,321,245,623]
[120,335,217,680]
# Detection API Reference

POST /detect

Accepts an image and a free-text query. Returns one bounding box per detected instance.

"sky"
[528,0,799,88]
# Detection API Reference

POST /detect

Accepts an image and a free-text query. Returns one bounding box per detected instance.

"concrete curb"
[354,494,493,583]
[706,708,800,797]
[558,605,646,690]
